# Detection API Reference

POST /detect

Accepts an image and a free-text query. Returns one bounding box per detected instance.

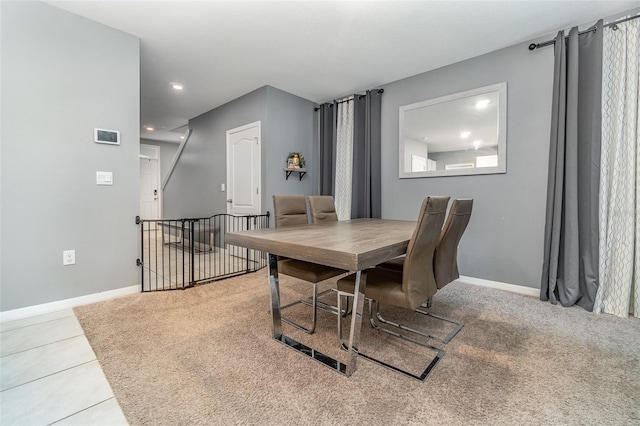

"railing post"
[245,216,251,273]
[180,219,186,289]
[139,219,144,292]
[190,220,195,287]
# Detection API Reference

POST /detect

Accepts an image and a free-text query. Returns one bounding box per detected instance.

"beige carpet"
[74,272,640,425]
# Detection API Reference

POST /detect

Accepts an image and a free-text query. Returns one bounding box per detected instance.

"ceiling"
[46,1,640,143]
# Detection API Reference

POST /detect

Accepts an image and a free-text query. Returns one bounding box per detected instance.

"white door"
[411,154,427,172]
[140,157,161,226]
[226,121,261,215]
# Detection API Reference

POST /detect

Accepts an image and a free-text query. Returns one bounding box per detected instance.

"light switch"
[221,183,225,192]
[63,250,75,265]
[96,171,113,185]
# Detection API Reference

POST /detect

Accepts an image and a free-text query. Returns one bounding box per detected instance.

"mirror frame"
[399,82,507,178]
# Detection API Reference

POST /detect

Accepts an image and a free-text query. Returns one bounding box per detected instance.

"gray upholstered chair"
[306,195,353,317]
[273,194,309,228]
[307,195,338,223]
[379,199,473,287]
[371,198,472,343]
[272,194,346,333]
[433,198,473,290]
[336,196,450,350]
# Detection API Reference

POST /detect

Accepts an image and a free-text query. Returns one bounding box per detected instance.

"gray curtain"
[317,90,382,218]
[318,103,336,196]
[351,90,382,218]
[540,21,603,310]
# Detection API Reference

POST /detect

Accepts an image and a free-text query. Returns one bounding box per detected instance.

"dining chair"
[370,198,472,343]
[433,198,473,290]
[336,196,449,345]
[305,195,353,317]
[335,196,450,380]
[307,195,338,223]
[377,199,473,282]
[272,194,346,333]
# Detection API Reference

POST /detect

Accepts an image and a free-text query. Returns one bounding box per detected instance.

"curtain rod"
[314,89,384,111]
[312,97,351,111]
[336,96,354,105]
[528,14,639,50]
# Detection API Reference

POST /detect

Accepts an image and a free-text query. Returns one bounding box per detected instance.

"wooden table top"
[226,218,416,271]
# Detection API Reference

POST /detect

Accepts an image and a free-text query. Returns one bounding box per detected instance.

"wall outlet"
[63,250,75,266]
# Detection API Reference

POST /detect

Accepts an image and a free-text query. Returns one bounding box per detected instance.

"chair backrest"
[307,196,338,223]
[433,199,473,289]
[273,194,308,228]
[402,196,450,310]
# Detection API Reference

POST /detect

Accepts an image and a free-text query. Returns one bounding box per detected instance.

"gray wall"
[1,1,140,311]
[381,42,554,289]
[163,85,316,221]
[163,87,267,218]
[264,86,316,216]
[140,139,180,183]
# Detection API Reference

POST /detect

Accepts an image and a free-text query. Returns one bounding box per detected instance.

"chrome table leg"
[267,253,347,374]
[267,253,282,337]
[345,270,367,376]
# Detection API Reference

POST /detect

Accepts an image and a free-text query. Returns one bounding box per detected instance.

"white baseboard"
[459,275,539,298]
[0,285,140,323]
[1,277,539,323]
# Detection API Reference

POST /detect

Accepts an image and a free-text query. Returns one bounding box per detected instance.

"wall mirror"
[399,82,507,178]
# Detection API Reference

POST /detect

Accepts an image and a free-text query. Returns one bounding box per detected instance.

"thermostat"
[94,128,120,145]
[96,171,113,185]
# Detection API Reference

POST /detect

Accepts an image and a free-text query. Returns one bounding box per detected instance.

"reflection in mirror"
[399,82,506,178]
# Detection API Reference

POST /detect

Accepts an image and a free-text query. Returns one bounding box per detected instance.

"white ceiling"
[46,0,640,143]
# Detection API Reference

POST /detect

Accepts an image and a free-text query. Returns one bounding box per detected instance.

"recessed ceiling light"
[146,126,154,131]
[473,140,483,149]
[171,83,184,91]
[475,99,490,109]
[460,131,471,139]
[179,135,185,139]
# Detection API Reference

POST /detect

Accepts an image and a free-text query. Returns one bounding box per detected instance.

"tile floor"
[0,309,128,425]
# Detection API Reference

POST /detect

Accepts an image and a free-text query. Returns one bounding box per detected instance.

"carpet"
[74,272,640,425]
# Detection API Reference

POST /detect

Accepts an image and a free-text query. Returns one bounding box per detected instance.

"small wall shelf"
[284,168,307,181]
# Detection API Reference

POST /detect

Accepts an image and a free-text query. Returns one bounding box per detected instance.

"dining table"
[225,218,417,376]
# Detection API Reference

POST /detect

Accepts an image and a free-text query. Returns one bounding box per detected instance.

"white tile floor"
[0,309,128,425]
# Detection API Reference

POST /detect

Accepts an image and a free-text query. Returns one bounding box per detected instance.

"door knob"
[154,189,158,196]
[227,199,232,203]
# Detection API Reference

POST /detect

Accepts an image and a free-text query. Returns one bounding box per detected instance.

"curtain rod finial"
[528,43,538,50]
